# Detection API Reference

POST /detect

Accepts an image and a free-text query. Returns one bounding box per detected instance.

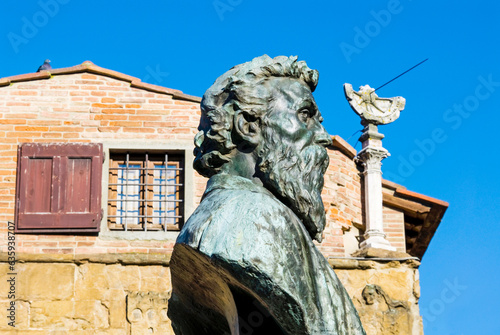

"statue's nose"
[315,125,333,147]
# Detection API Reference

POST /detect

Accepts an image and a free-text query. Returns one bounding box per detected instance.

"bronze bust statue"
[168,55,365,334]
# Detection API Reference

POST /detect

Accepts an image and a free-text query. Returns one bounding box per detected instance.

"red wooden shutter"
[15,143,103,233]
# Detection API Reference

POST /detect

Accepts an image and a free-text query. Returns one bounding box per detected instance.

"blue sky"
[1,1,499,333]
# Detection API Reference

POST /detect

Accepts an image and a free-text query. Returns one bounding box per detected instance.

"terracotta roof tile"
[394,188,449,208]
[0,71,51,86]
[330,135,357,159]
[0,61,202,103]
[382,179,406,191]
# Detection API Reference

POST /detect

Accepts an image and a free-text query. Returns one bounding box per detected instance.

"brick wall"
[383,206,406,251]
[0,67,406,258]
[0,71,206,256]
[319,144,363,257]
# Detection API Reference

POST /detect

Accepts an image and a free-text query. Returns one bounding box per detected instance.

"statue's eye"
[298,108,313,123]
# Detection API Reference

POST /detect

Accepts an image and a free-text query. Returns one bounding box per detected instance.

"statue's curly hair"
[194,55,319,177]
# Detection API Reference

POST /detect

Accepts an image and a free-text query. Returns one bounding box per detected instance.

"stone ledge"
[0,251,419,269]
[351,247,415,259]
[328,257,420,270]
[0,252,171,266]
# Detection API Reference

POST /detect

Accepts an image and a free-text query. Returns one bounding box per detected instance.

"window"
[15,143,103,233]
[107,152,184,231]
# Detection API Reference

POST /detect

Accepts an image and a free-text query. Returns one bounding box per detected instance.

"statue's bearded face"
[255,78,332,241]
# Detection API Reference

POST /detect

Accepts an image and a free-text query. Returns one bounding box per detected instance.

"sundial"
[344,84,405,125]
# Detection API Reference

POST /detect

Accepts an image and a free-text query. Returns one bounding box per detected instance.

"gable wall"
[0,73,205,255]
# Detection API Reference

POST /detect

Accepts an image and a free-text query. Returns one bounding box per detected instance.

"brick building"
[0,62,447,334]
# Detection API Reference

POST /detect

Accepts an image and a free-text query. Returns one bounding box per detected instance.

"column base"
[360,232,396,251]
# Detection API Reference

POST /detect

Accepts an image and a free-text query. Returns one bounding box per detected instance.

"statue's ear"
[234,111,261,147]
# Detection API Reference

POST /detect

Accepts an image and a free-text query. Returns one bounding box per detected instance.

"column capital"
[356,146,389,174]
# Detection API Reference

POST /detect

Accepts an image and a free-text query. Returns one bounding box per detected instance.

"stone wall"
[0,255,421,334]
[0,256,174,334]
[332,258,423,335]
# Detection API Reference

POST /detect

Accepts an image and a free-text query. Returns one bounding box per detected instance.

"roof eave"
[382,183,449,259]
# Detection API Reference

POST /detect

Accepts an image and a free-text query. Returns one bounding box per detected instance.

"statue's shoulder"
[197,184,287,224]
[201,174,287,215]
[177,177,291,248]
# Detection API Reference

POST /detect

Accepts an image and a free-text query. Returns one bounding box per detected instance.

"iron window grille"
[107,152,184,231]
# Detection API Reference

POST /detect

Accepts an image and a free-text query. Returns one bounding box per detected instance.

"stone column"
[343,84,406,252]
[356,123,395,250]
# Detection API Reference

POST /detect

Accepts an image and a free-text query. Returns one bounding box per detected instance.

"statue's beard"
[257,129,329,242]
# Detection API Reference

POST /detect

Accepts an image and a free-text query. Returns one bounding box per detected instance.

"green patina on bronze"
[168,55,366,334]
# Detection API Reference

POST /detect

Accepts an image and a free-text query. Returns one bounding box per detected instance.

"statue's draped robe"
[169,174,366,335]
